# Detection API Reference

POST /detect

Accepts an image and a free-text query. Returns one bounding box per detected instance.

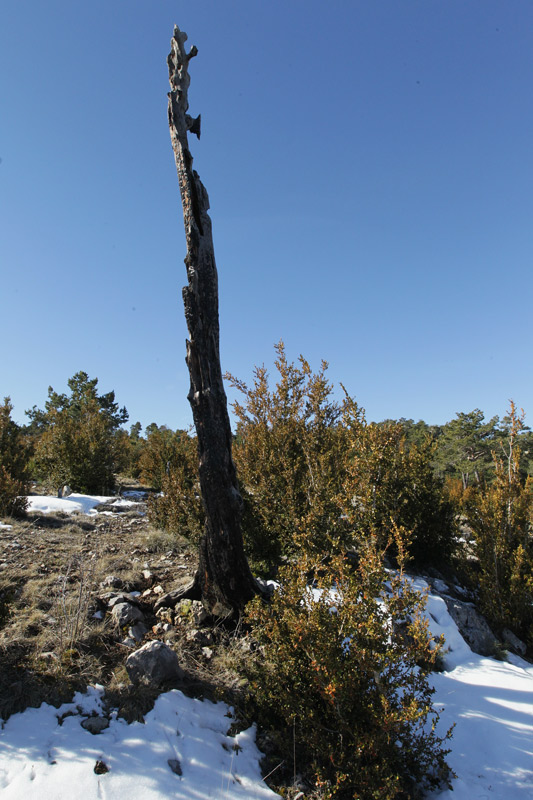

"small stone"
[168,758,182,776]
[125,640,184,687]
[156,608,174,623]
[175,599,208,626]
[94,760,109,774]
[189,600,209,625]
[112,602,144,627]
[81,716,110,734]
[201,647,213,660]
[101,575,123,589]
[153,585,164,594]
[142,589,152,597]
[143,570,153,580]
[107,593,137,608]
[129,622,148,642]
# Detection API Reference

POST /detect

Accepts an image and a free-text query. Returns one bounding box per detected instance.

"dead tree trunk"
[164,25,261,617]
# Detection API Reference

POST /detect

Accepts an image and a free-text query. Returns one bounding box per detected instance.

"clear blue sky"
[1,1,532,432]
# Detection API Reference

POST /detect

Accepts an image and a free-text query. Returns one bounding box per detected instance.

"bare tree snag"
[164,25,262,617]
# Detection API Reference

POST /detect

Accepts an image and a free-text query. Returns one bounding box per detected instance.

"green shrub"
[341,410,457,567]
[243,535,453,799]
[122,421,145,479]
[227,342,352,571]
[139,425,193,492]
[431,409,500,489]
[0,466,28,518]
[29,372,128,495]
[145,429,204,542]
[244,528,452,800]
[0,397,29,517]
[463,402,533,649]
[148,470,204,543]
[227,344,456,572]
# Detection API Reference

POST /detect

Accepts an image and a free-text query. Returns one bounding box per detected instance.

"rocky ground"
[0,488,247,726]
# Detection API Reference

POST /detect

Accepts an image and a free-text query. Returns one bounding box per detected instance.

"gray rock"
[155,607,174,623]
[153,577,197,612]
[502,628,527,656]
[112,602,144,627]
[190,600,209,625]
[175,599,209,626]
[94,499,129,514]
[125,640,184,686]
[443,597,497,656]
[81,716,110,734]
[168,758,182,776]
[101,575,124,590]
[128,622,148,642]
[107,593,140,608]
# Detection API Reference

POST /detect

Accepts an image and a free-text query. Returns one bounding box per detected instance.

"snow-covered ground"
[0,686,277,799]
[420,579,533,800]
[2,498,532,798]
[26,493,140,516]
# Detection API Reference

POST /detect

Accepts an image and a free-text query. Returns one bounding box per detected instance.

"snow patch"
[26,493,113,516]
[0,687,279,799]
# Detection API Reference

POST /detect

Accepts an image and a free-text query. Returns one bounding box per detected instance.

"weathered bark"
[165,25,261,616]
